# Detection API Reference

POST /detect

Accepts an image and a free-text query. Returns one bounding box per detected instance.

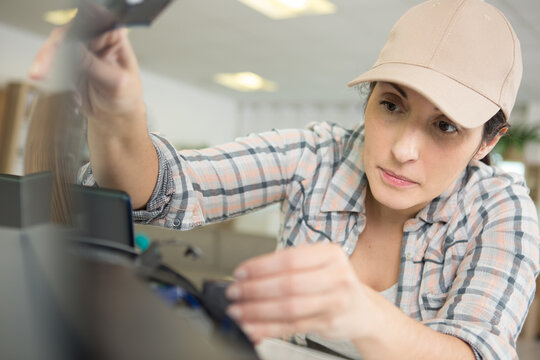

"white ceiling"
[1,0,539,104]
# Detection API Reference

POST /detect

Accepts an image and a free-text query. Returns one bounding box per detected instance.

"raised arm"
[78,122,348,229]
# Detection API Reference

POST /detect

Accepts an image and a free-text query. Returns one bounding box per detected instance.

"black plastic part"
[71,185,135,247]
[0,172,53,228]
[70,0,174,40]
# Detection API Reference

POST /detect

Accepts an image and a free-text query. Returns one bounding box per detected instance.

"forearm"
[87,106,158,209]
[353,288,475,360]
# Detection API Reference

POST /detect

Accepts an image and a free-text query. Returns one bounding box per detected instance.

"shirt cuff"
[77,162,98,187]
[132,133,175,223]
[76,133,175,224]
[423,319,516,360]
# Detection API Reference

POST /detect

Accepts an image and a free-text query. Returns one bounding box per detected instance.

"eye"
[436,120,458,134]
[380,100,400,113]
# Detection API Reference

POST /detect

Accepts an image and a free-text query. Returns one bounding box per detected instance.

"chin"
[367,174,422,211]
[373,188,418,210]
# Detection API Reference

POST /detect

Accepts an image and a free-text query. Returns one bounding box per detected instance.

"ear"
[473,132,504,160]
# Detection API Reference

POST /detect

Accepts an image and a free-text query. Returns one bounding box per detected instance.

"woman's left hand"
[225,242,378,343]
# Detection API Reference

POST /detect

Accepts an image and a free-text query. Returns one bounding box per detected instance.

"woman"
[31,0,539,359]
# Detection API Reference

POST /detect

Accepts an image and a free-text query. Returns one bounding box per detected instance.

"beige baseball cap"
[348,0,522,128]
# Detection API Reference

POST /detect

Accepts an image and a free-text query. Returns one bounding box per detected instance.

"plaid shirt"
[80,122,539,360]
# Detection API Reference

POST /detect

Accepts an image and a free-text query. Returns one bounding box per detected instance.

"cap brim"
[348,63,500,128]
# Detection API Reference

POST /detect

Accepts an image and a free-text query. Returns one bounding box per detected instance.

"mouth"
[378,167,419,188]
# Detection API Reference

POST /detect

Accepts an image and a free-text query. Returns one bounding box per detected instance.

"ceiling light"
[277,0,308,10]
[43,8,78,26]
[237,0,336,20]
[215,72,277,92]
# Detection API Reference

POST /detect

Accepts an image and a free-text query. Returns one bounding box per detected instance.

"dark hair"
[479,109,509,165]
[361,82,509,165]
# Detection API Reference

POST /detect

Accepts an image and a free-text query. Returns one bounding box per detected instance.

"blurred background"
[0,0,539,356]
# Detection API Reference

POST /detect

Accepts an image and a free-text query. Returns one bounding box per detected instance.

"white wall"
[238,101,365,135]
[0,23,45,85]
[141,70,238,147]
[524,102,540,165]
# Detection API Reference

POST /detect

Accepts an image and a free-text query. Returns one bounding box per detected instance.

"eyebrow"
[388,83,407,99]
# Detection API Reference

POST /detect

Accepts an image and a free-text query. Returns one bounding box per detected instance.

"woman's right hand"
[29,26,146,129]
[29,26,159,209]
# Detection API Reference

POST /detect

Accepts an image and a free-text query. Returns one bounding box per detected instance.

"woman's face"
[363,82,493,215]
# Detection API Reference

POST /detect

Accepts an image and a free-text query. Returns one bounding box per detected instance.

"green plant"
[494,122,540,156]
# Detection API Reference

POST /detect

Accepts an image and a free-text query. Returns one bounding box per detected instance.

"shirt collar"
[321,125,367,214]
[415,168,468,224]
[320,123,468,225]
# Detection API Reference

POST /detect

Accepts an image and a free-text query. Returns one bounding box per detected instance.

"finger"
[97,40,124,64]
[29,26,69,80]
[233,242,345,280]
[76,43,128,92]
[88,28,138,70]
[115,28,139,70]
[226,264,344,301]
[87,28,123,53]
[227,292,344,322]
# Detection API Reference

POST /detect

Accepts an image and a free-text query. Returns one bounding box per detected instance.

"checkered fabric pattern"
[79,122,540,359]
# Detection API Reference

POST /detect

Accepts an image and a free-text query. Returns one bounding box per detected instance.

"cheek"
[362,124,378,170]
[363,113,392,161]
[421,145,475,194]
[430,131,482,171]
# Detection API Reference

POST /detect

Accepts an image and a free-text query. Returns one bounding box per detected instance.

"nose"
[391,123,421,163]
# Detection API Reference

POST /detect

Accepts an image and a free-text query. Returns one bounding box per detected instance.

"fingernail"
[234,268,247,280]
[242,324,255,336]
[226,306,242,320]
[225,285,241,300]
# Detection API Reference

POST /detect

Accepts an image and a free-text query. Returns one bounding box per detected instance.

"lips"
[379,167,419,187]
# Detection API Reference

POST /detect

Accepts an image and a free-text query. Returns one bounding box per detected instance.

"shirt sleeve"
[79,124,342,230]
[423,178,540,360]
